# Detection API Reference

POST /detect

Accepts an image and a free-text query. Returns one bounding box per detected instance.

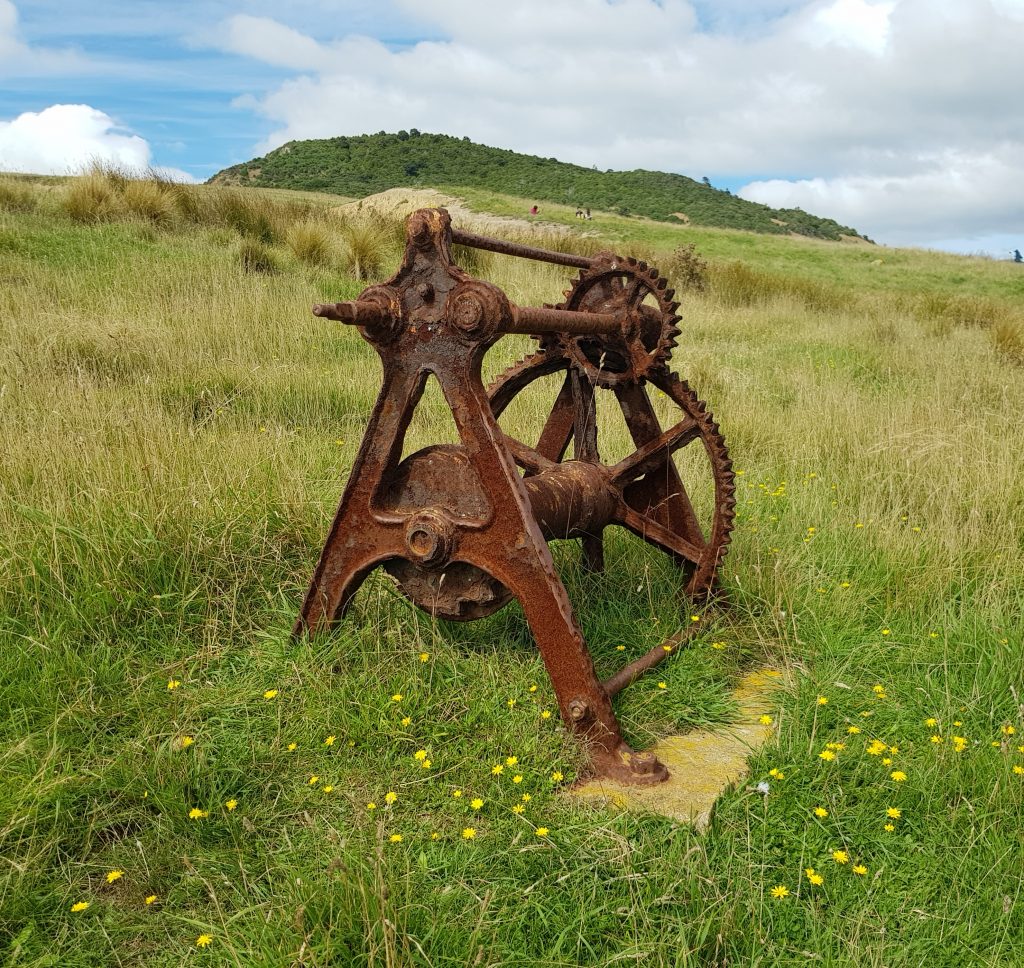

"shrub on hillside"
[663,242,708,293]
[286,220,336,267]
[237,239,280,275]
[122,178,174,224]
[62,171,123,222]
[0,177,36,213]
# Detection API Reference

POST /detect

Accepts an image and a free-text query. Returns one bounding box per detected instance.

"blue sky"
[1,0,1022,256]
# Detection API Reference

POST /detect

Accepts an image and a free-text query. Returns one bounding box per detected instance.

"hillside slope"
[210,131,869,242]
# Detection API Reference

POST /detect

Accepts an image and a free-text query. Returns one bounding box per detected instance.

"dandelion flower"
[323,785,333,793]
[263,689,278,700]
[196,935,212,948]
[287,742,297,751]
[813,807,828,818]
[770,885,790,899]
[506,756,518,767]
[529,684,538,693]
[471,798,484,810]
[541,711,552,720]
[414,750,427,761]
[535,827,549,837]
[106,870,123,884]
[492,764,504,775]
[867,740,887,756]
[308,776,320,786]
[400,716,412,727]
[768,768,785,779]
[384,791,397,804]
[366,802,376,810]
[225,799,238,811]
[389,834,402,843]
[886,807,901,818]
[883,823,895,832]
[145,895,157,905]
[71,901,90,912]
[521,793,532,802]
[461,827,476,839]
[759,715,773,725]
[512,775,523,784]
[420,759,431,769]
[452,789,462,799]
[180,736,194,749]
[925,717,937,727]
[853,864,867,876]
[657,682,667,690]
[832,850,849,864]
[817,696,828,706]
[847,725,861,734]
[324,735,336,746]
[391,694,403,702]
[512,804,525,814]
[167,680,181,691]
[419,652,429,662]
[882,757,892,765]
[551,771,563,782]
[808,872,824,886]
[189,808,208,820]
[711,641,726,650]
[881,629,891,636]
[891,771,907,782]
[1003,725,1017,735]
[819,750,836,761]
[1013,765,1024,775]
[507,698,516,708]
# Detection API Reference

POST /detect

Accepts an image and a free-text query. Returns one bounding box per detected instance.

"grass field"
[1,172,1023,966]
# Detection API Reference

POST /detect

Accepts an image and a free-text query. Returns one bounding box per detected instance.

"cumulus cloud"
[0,104,195,180]
[204,0,1024,249]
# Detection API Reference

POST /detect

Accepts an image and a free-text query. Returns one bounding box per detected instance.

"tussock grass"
[2,177,1023,965]
[286,219,336,267]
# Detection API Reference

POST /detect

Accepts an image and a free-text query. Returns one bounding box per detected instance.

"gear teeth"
[664,289,676,302]
[656,277,668,290]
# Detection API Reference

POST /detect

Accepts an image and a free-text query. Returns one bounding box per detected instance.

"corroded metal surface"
[295,208,736,785]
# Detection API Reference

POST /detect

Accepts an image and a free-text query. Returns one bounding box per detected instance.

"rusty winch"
[293,208,736,784]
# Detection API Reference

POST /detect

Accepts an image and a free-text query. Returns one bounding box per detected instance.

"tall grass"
[1,177,1023,965]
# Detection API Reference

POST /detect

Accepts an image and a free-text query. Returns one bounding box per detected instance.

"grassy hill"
[210,130,870,242]
[2,169,1024,965]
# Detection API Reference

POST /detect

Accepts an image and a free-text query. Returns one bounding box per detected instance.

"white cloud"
[0,0,92,74]
[202,0,1024,248]
[0,104,195,180]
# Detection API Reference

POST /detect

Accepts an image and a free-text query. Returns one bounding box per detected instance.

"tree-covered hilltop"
[210,131,870,242]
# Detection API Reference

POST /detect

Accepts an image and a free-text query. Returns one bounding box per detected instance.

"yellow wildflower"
[512,804,525,814]
[551,771,563,782]
[414,750,427,761]
[886,807,901,818]
[817,696,828,706]
[891,771,907,782]
[813,807,828,818]
[180,736,194,749]
[225,799,238,811]
[512,775,523,784]
[145,895,157,905]
[847,725,861,734]
[106,870,123,884]
[819,750,836,761]
[930,735,942,744]
[866,740,887,756]
[807,872,824,886]
[1013,765,1024,775]
[308,776,319,786]
[883,823,895,832]
[323,785,333,793]
[541,710,552,720]
[287,742,297,751]
[657,682,667,690]
[471,798,484,810]
[832,850,849,864]
[389,834,402,843]
[492,764,504,775]
[420,759,431,769]
[189,808,208,820]
[263,689,278,700]
[452,789,462,799]
[196,935,212,948]
[535,827,549,837]
[925,717,937,727]
[71,901,90,912]
[853,864,867,876]
[324,735,336,746]
[167,680,180,691]
[521,793,532,802]
[529,684,538,692]
[419,652,429,662]
[366,802,376,810]
[391,694,402,702]
[1003,725,1017,735]
[770,885,790,899]
[759,715,773,725]
[462,827,476,839]
[400,716,412,727]
[506,756,518,767]
[384,791,397,804]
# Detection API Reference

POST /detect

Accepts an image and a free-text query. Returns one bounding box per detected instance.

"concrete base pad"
[570,669,784,830]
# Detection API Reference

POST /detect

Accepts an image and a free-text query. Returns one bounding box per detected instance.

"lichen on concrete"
[570,669,784,830]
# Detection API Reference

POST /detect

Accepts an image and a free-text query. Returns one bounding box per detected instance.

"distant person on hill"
[1014,249,1023,263]
[530,205,539,216]
[575,207,583,218]
[585,208,591,219]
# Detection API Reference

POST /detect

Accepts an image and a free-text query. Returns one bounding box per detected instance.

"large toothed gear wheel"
[543,253,681,388]
[487,349,737,600]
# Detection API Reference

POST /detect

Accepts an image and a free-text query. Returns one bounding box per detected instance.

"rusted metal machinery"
[294,208,736,784]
